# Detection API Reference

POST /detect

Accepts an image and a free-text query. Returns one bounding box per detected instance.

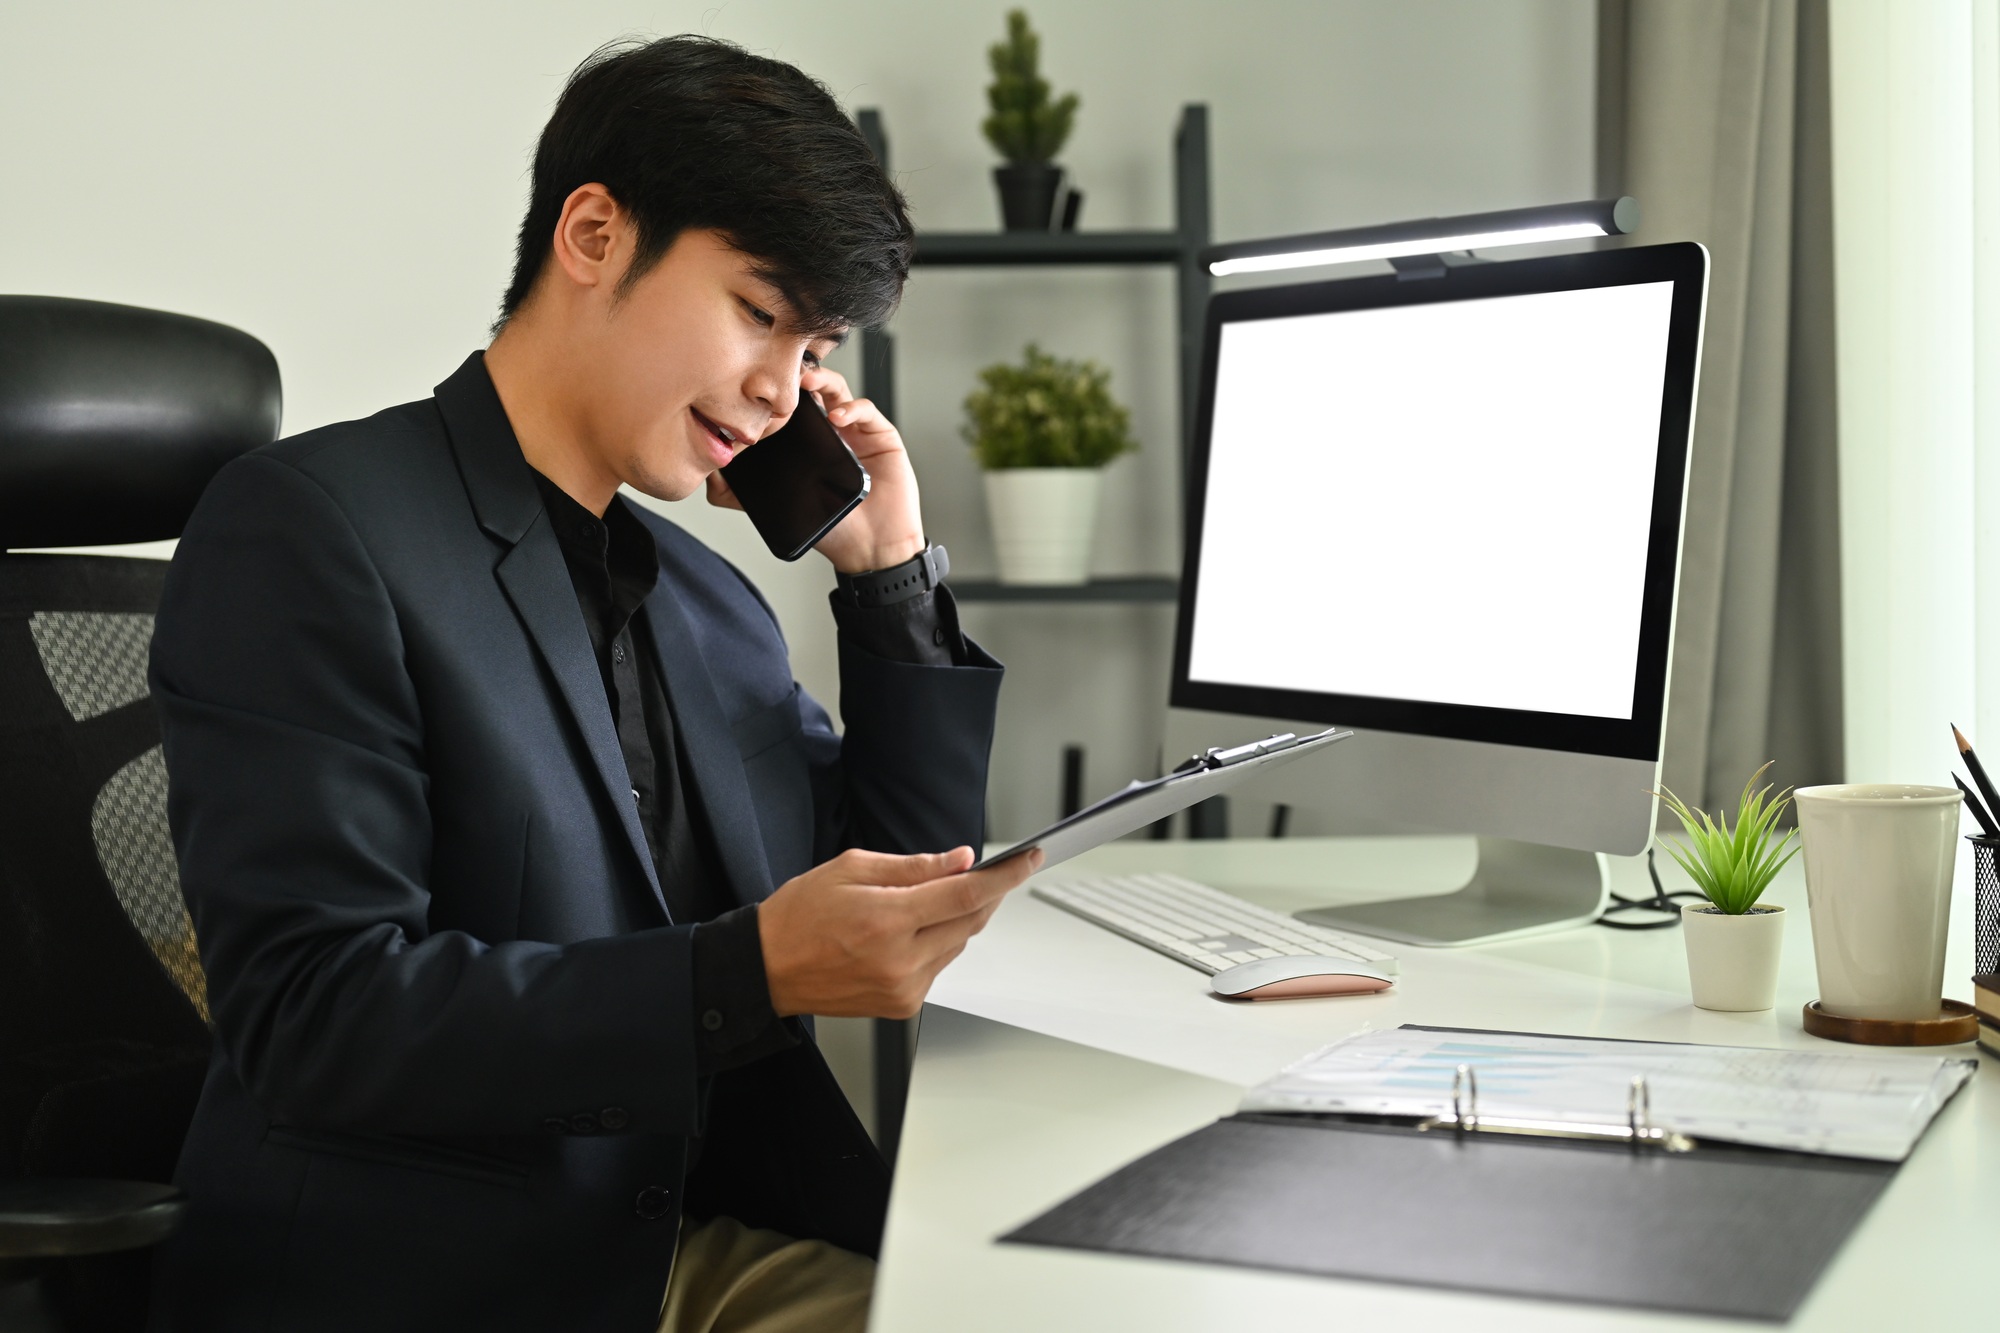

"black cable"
[1596,847,1708,930]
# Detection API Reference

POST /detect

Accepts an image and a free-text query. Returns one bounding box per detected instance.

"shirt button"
[612,642,626,664]
[634,1185,673,1221]
[599,1106,630,1131]
[701,1009,725,1032]
[934,626,946,646]
[632,787,642,801]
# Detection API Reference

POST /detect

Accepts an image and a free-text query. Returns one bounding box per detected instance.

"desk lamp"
[1201,196,1641,279]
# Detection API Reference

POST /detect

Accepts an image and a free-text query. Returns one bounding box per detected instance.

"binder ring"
[1451,1063,1479,1132]
[1627,1075,1651,1145]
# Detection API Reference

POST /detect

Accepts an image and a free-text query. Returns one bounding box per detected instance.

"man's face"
[581,228,844,502]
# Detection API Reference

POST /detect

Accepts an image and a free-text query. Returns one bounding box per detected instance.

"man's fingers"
[903,849,1041,929]
[705,472,743,511]
[912,895,1002,956]
[917,940,969,988]
[826,396,883,431]
[802,365,852,405]
[829,845,975,889]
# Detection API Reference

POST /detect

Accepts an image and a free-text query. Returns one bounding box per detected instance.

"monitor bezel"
[1169,241,1707,762]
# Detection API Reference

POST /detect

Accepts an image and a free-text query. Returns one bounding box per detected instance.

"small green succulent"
[962,344,1138,470]
[982,10,1078,164]
[1653,762,1800,914]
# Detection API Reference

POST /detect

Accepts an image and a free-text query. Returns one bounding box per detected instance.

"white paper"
[1240,1027,1976,1161]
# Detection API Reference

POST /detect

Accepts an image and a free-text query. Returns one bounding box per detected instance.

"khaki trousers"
[657,1215,874,1333]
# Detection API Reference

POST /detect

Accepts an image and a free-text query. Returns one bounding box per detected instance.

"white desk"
[870,837,1997,1332]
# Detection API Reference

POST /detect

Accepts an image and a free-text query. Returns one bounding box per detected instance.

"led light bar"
[1202,197,1640,278]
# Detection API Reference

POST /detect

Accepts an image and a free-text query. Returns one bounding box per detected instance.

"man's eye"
[743,301,775,328]
[802,350,822,370]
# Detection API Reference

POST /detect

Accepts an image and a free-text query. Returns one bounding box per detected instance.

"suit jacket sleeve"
[152,455,700,1138]
[810,611,1003,861]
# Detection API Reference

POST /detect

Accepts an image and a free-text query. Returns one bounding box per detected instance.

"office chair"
[0,295,280,1332]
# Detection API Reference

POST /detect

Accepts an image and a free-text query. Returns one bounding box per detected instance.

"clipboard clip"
[1174,732,1304,774]
[1416,1065,1696,1153]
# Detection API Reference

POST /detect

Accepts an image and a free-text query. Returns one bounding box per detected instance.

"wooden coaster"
[1803,999,1979,1046]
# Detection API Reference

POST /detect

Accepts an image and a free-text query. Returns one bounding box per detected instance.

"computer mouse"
[1210,956,1395,1001]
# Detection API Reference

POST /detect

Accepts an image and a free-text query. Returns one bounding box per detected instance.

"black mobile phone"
[720,393,871,561]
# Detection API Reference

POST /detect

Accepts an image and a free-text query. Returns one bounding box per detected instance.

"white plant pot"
[1681,903,1785,1012]
[983,467,1103,586]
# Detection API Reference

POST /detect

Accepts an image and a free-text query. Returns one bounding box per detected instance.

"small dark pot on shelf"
[993,162,1064,231]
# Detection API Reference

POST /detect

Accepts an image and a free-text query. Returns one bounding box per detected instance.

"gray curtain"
[1599,0,1843,813]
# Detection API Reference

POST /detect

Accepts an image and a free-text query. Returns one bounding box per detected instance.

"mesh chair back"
[0,295,279,1192]
[0,555,213,1181]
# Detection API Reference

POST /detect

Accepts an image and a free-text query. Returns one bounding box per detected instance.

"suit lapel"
[494,522,668,917]
[641,579,777,908]
[433,353,668,919]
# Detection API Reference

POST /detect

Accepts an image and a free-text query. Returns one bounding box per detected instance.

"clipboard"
[973,728,1352,871]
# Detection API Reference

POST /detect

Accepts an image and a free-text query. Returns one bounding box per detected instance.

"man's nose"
[748,356,802,425]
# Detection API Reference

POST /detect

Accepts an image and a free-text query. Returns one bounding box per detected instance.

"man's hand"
[706,365,926,575]
[758,846,1044,1019]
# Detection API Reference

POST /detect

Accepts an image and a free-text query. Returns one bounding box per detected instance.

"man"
[148,36,1037,1332]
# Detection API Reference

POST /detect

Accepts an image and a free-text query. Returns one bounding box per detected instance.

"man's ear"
[549,183,629,293]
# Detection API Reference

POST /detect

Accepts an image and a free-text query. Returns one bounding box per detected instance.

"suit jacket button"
[600,1106,630,1131]
[541,1117,568,1134]
[701,1009,725,1032]
[568,1112,600,1135]
[633,1186,672,1220]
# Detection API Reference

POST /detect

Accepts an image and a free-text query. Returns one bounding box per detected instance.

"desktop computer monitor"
[1169,241,1708,946]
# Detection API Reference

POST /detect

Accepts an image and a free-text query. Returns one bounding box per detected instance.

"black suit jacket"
[146,357,1002,1331]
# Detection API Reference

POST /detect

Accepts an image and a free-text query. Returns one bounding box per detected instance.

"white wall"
[2,0,1594,840]
[1827,0,2000,1003]
[2,0,1593,1133]
[1828,0,2000,783]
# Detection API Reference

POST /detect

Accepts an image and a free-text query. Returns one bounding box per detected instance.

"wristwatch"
[836,543,950,609]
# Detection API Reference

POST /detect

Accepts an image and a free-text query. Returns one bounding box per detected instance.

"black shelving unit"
[853,107,1213,1162]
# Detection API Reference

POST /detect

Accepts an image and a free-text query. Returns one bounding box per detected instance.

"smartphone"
[720,393,871,561]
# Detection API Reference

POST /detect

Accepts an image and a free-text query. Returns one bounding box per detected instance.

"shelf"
[915,230,1186,267]
[950,577,1180,604]
[856,102,1211,1170]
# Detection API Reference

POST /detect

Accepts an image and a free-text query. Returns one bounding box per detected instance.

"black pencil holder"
[1971,835,2000,978]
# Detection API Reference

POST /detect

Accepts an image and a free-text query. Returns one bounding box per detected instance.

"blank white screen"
[1186,281,1675,720]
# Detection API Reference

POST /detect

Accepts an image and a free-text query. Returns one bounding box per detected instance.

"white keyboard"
[1031,872,1398,976]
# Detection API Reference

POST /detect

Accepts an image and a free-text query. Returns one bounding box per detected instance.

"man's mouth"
[691,407,748,465]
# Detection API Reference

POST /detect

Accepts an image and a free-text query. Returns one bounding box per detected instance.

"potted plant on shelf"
[963,344,1138,585]
[1655,763,1799,1012]
[982,9,1079,231]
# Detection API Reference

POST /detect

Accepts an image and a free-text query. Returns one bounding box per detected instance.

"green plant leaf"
[962,344,1140,468]
[1651,761,1797,913]
[981,9,1079,163]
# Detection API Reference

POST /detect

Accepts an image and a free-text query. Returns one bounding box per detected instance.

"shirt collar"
[531,470,660,625]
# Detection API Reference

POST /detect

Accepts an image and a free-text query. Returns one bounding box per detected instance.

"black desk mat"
[1002,1115,1893,1322]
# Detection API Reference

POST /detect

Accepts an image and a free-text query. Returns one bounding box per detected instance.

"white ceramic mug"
[1793,784,1960,1022]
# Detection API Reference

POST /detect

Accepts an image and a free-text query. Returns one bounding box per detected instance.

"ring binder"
[1007,1026,1945,1320]
[1415,1064,1696,1152]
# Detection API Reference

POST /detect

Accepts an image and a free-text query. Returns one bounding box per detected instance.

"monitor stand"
[1295,837,1610,947]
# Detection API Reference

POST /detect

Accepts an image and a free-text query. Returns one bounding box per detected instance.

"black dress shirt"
[531,472,966,1072]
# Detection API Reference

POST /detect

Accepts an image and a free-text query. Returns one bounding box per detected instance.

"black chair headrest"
[0,296,281,549]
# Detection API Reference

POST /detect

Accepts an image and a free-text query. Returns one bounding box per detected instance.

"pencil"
[1954,773,1999,838]
[1953,725,2000,828]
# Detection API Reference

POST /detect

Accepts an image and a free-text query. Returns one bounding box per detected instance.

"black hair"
[499,36,912,335]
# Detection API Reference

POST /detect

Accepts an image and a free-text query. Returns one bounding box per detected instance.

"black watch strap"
[837,544,950,609]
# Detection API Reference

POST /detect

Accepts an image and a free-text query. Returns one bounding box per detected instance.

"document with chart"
[1239,1026,1975,1161]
